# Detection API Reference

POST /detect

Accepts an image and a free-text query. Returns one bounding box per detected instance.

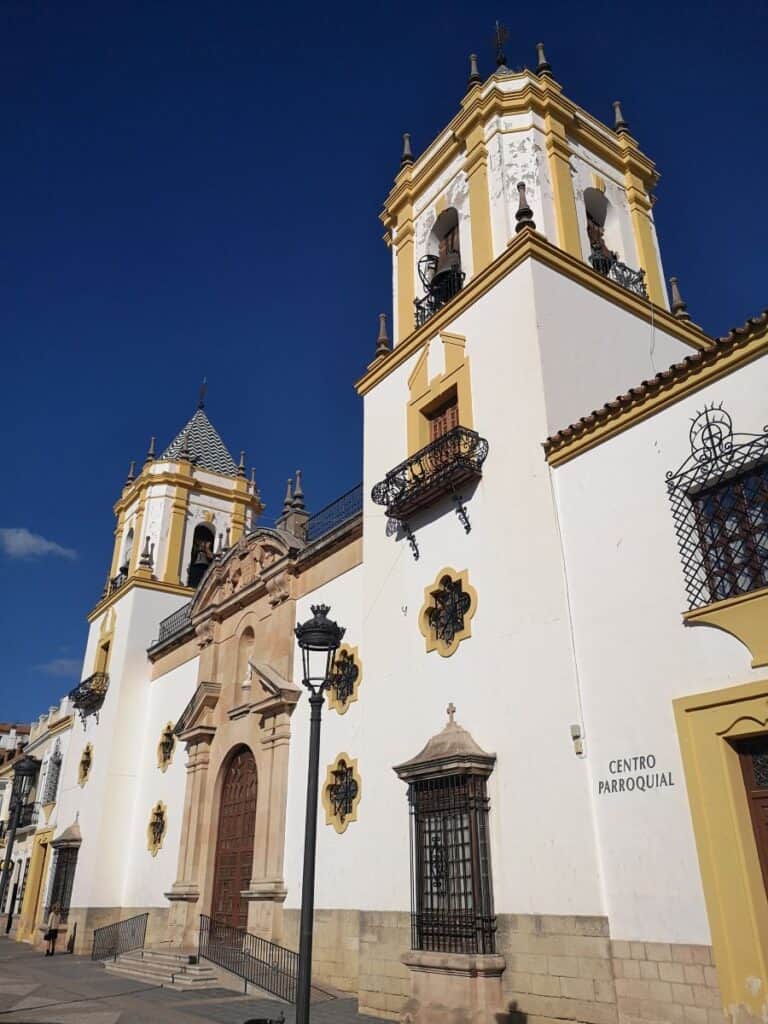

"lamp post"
[294,604,344,1024]
[0,755,39,930]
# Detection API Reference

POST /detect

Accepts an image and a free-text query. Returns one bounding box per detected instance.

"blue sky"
[1,0,765,721]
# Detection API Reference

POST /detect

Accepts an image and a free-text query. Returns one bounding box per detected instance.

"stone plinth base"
[400,949,506,1024]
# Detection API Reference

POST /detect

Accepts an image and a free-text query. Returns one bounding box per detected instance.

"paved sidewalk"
[0,939,388,1024]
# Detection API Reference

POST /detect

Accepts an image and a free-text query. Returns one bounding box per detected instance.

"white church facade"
[2,45,768,1024]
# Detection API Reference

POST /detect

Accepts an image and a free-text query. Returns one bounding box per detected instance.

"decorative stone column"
[242,663,300,944]
[394,707,505,1024]
[165,681,221,950]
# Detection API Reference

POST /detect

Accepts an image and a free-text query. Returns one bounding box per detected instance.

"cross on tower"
[446,702,456,724]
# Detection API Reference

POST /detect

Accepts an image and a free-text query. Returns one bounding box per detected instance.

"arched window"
[584,186,613,272]
[415,208,464,328]
[120,528,134,575]
[187,524,215,588]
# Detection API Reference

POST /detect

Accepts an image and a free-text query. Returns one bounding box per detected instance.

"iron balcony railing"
[156,601,193,645]
[589,247,647,297]
[68,672,109,727]
[91,912,149,961]
[105,570,128,597]
[306,484,363,542]
[199,914,299,1002]
[414,260,464,328]
[371,426,489,521]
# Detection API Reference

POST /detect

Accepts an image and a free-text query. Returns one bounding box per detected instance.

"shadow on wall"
[497,1001,528,1024]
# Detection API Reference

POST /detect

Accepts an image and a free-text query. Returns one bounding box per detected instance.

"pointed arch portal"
[211,745,257,930]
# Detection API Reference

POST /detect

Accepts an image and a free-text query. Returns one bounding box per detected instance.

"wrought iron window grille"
[427,576,472,647]
[407,773,496,955]
[327,761,359,826]
[68,673,109,727]
[148,803,166,854]
[45,845,79,923]
[667,404,768,610]
[329,651,359,710]
[158,726,175,768]
[372,426,489,559]
[414,254,465,329]
[41,746,62,805]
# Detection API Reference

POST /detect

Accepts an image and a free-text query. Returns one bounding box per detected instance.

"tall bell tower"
[59,393,263,937]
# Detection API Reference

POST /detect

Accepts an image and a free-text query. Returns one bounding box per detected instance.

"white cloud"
[35,658,81,678]
[0,527,77,561]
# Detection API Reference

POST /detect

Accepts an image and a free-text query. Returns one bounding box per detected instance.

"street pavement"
[0,938,388,1024]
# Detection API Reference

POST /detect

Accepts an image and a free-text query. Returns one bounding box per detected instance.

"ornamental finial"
[198,377,207,409]
[536,42,552,77]
[613,100,629,134]
[515,181,536,232]
[375,312,391,359]
[237,451,246,477]
[669,276,689,320]
[283,477,293,514]
[493,20,509,69]
[468,53,482,87]
[292,469,305,510]
[400,132,414,168]
[145,436,156,462]
[126,460,136,483]
[446,702,457,724]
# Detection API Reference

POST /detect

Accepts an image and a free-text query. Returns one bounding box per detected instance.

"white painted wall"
[553,356,768,943]
[122,657,199,907]
[57,586,191,911]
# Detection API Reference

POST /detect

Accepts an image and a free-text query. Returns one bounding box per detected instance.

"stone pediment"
[229,661,301,721]
[174,681,222,743]
[193,529,299,616]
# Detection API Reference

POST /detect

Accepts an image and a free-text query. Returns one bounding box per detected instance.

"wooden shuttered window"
[428,395,459,443]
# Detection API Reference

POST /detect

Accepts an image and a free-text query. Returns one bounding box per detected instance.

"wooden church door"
[211,746,257,930]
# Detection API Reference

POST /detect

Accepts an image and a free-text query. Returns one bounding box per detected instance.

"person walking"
[44,905,61,956]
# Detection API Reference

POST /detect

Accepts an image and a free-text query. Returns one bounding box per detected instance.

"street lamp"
[294,604,344,1024]
[0,754,39,929]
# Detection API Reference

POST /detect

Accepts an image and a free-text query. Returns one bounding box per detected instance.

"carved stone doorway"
[211,746,257,930]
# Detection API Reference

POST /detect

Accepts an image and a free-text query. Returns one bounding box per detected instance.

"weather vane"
[198,376,208,410]
[493,20,509,68]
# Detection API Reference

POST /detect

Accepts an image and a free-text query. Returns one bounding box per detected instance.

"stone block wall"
[611,940,725,1024]
[66,905,169,956]
[498,914,617,1024]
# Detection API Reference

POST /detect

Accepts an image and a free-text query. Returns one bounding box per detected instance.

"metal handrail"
[198,914,299,1002]
[156,601,193,645]
[91,912,149,961]
[306,484,362,542]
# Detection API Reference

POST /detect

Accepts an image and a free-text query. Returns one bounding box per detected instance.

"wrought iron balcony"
[69,672,110,727]
[414,255,465,328]
[371,426,489,522]
[105,570,128,596]
[589,247,647,298]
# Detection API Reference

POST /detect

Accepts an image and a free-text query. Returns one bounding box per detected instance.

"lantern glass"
[11,756,38,804]
[294,605,345,691]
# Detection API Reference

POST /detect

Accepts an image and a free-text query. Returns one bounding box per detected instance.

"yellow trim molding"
[407,332,474,455]
[16,828,54,941]
[327,644,363,716]
[322,753,362,834]
[88,576,193,623]
[147,800,167,857]
[418,566,478,657]
[674,680,768,1017]
[78,744,93,786]
[356,229,711,398]
[157,722,176,772]
[684,587,768,668]
[461,122,494,273]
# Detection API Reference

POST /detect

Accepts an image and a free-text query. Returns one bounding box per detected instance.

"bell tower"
[382,42,672,348]
[102,389,263,602]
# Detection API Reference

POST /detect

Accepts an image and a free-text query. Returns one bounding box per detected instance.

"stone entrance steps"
[104,948,221,989]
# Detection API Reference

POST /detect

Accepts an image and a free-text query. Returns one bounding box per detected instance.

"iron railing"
[589,247,647,297]
[667,408,768,610]
[306,484,362,542]
[156,601,193,645]
[14,803,37,830]
[91,912,148,961]
[414,259,464,328]
[371,426,489,522]
[105,570,128,596]
[199,914,299,1002]
[68,672,109,727]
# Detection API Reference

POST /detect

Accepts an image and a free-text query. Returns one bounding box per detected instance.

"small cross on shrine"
[446,702,456,724]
